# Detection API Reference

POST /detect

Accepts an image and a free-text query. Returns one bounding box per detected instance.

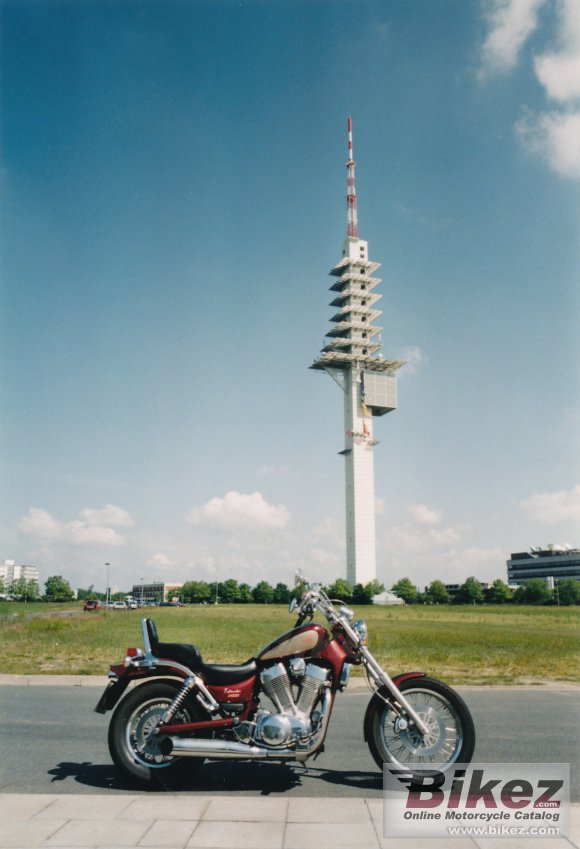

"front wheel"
[108,681,205,788]
[366,676,475,776]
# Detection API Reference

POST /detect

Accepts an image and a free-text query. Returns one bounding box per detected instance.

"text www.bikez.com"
[447,824,561,837]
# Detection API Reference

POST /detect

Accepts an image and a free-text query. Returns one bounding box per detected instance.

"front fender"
[362,671,426,742]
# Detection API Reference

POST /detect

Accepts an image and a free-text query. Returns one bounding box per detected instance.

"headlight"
[352,619,368,645]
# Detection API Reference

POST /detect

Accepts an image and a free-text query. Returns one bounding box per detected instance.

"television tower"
[311,118,404,587]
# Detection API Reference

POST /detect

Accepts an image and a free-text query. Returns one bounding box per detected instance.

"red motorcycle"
[96,575,475,787]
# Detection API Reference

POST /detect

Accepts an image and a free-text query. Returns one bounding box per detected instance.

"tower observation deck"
[311,118,404,587]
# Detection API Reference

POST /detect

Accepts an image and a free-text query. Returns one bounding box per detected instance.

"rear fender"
[362,671,426,742]
[94,666,188,714]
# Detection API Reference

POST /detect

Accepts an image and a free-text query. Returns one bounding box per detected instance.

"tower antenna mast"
[346,116,358,239]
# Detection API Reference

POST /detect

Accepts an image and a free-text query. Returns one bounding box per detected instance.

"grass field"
[1,602,578,685]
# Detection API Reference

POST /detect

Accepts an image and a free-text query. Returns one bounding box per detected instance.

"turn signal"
[352,619,368,646]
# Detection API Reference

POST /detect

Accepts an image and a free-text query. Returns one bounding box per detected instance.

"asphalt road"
[0,685,578,799]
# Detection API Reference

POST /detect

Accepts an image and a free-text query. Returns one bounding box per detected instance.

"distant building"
[373,590,404,606]
[444,582,491,600]
[0,561,40,596]
[507,547,580,587]
[132,582,182,604]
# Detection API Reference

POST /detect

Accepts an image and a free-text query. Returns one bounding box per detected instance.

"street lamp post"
[105,562,110,614]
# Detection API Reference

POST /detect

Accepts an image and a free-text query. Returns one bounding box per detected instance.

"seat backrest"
[145,618,159,649]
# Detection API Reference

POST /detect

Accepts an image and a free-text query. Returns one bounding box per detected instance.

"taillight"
[124,647,142,666]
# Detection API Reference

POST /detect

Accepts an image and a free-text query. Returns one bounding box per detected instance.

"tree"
[326,578,353,602]
[391,577,418,604]
[219,579,240,604]
[237,583,253,604]
[77,584,96,601]
[181,581,212,604]
[272,583,291,604]
[453,577,484,605]
[44,575,74,602]
[0,575,5,597]
[351,583,371,604]
[518,578,551,605]
[367,579,385,595]
[486,579,513,605]
[252,581,274,604]
[426,580,449,605]
[556,579,580,606]
[10,576,39,601]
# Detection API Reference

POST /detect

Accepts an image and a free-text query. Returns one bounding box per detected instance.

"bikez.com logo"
[400,768,562,817]
[383,763,570,839]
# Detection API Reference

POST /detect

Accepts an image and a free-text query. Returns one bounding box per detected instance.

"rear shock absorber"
[160,676,198,725]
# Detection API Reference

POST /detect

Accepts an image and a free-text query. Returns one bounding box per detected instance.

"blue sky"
[1,0,578,595]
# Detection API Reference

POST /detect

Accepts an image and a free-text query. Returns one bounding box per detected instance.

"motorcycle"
[96,575,475,787]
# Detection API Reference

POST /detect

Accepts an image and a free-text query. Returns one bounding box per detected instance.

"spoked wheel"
[108,681,205,788]
[366,676,475,777]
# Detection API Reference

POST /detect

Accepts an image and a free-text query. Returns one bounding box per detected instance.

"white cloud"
[80,504,135,527]
[147,552,178,569]
[480,0,580,180]
[66,522,125,546]
[480,0,548,75]
[399,346,428,375]
[534,0,580,102]
[516,109,580,177]
[19,508,63,541]
[521,484,580,523]
[19,506,126,547]
[186,490,291,531]
[409,503,441,525]
[514,0,580,178]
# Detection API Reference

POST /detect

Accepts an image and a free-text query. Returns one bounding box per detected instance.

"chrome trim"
[360,646,429,736]
[164,687,332,763]
[137,618,220,715]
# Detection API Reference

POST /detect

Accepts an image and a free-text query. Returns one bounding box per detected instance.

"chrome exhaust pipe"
[160,736,297,760]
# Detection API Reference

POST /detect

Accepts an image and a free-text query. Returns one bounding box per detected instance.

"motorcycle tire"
[108,680,205,788]
[366,676,475,777]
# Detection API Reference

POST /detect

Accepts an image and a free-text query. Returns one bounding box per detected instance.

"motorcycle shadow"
[48,761,382,795]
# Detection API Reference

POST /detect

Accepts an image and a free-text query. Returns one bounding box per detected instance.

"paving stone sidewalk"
[0,794,578,849]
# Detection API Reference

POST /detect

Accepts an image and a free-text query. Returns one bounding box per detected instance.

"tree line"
[390,575,580,606]
[2,573,578,606]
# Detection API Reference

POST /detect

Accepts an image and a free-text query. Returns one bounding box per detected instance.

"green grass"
[1,603,578,685]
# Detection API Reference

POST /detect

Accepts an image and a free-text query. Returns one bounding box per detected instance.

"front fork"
[360,646,430,737]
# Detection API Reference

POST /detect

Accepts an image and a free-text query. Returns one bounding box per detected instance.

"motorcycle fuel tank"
[258,624,328,662]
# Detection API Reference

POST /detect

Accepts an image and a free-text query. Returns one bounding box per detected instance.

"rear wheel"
[108,681,205,788]
[367,676,475,777]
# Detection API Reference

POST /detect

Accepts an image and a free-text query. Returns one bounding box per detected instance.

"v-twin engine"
[160,660,332,762]
[241,661,329,749]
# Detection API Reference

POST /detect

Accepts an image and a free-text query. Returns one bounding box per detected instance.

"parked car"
[112,601,127,610]
[83,599,100,611]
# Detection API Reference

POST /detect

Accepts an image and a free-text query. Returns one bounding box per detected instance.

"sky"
[1,0,579,596]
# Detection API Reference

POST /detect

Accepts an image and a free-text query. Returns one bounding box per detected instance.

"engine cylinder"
[260,663,295,713]
[296,664,329,716]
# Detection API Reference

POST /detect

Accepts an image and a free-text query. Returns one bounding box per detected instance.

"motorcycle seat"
[197,659,257,686]
[145,619,257,685]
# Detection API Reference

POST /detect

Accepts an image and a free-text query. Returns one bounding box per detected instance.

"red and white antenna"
[346,116,358,239]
